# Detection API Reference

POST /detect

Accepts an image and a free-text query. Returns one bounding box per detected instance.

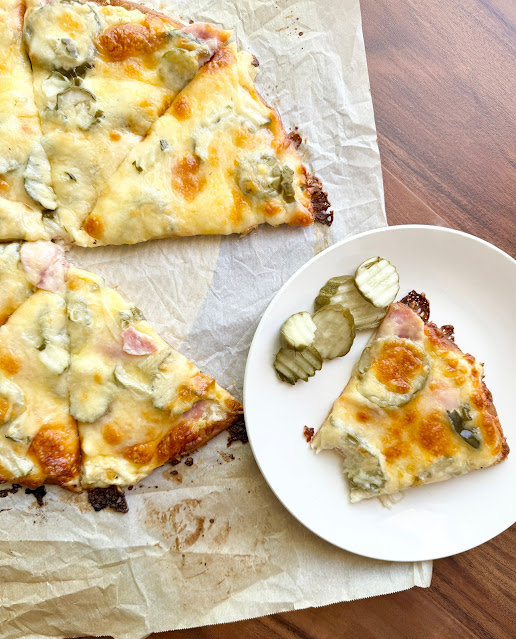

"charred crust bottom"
[306,174,333,226]
[440,324,455,341]
[288,130,302,149]
[0,484,20,498]
[401,290,430,323]
[227,416,248,447]
[88,486,128,513]
[25,486,47,507]
[251,54,259,67]
[303,426,315,442]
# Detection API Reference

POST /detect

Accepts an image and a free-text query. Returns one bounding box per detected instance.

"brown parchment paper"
[0,1,432,637]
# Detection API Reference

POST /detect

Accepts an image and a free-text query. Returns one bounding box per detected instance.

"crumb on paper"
[25,486,47,507]
[87,486,128,514]
[227,417,248,447]
[0,484,20,498]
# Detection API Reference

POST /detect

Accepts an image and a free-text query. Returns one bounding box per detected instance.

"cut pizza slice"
[0,0,57,241]
[65,265,242,487]
[0,286,80,491]
[23,0,230,243]
[312,297,509,503]
[81,43,315,245]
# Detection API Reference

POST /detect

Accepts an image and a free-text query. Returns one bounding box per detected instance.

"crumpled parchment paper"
[0,1,432,637]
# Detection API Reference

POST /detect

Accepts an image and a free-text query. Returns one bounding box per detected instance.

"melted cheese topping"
[81,43,313,245]
[0,289,80,490]
[312,303,507,502]
[0,243,34,326]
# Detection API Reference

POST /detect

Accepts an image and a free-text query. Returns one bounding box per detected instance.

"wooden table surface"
[161,1,516,638]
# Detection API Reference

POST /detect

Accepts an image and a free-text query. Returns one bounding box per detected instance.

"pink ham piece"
[20,241,69,293]
[376,302,424,342]
[183,23,229,63]
[121,326,158,355]
[180,400,211,422]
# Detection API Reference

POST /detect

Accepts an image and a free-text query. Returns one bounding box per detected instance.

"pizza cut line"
[0,241,242,493]
[312,297,509,503]
[0,0,329,245]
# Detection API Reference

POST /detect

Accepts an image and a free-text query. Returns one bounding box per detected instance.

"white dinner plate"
[243,225,516,562]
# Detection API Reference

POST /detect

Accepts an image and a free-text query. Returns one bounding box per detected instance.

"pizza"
[0,0,56,242]
[65,264,242,487]
[311,297,509,502]
[0,0,323,245]
[0,241,242,493]
[23,0,230,244]
[82,43,315,244]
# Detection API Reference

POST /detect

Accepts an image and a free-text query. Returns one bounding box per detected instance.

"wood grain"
[152,1,516,637]
[365,0,516,258]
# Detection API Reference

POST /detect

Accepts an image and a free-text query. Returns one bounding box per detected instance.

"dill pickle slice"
[274,345,323,384]
[314,275,387,330]
[280,311,316,350]
[355,257,400,308]
[312,304,355,360]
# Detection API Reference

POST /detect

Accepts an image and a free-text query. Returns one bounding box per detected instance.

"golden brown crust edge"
[181,396,243,458]
[425,321,509,463]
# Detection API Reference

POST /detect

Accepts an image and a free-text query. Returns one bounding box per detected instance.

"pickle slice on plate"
[274,345,323,384]
[280,311,316,350]
[355,257,399,308]
[314,275,387,330]
[312,304,355,360]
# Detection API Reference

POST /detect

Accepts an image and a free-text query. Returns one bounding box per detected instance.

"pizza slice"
[23,0,230,243]
[65,265,242,487]
[312,297,509,503]
[81,43,315,245]
[0,284,80,491]
[0,0,57,241]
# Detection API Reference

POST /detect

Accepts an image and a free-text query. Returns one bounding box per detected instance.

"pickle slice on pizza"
[312,297,509,503]
[0,0,57,241]
[65,266,242,488]
[81,43,314,245]
[23,0,230,243]
[0,288,80,491]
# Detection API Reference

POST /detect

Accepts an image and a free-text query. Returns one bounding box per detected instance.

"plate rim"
[243,224,516,562]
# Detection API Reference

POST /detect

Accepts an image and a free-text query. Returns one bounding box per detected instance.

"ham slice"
[376,302,424,342]
[181,399,211,422]
[121,326,157,355]
[20,241,69,293]
[183,23,227,63]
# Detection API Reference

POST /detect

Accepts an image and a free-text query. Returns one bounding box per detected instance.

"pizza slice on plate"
[0,247,80,489]
[82,43,315,245]
[65,265,242,487]
[23,0,230,243]
[0,0,56,241]
[312,297,509,503]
